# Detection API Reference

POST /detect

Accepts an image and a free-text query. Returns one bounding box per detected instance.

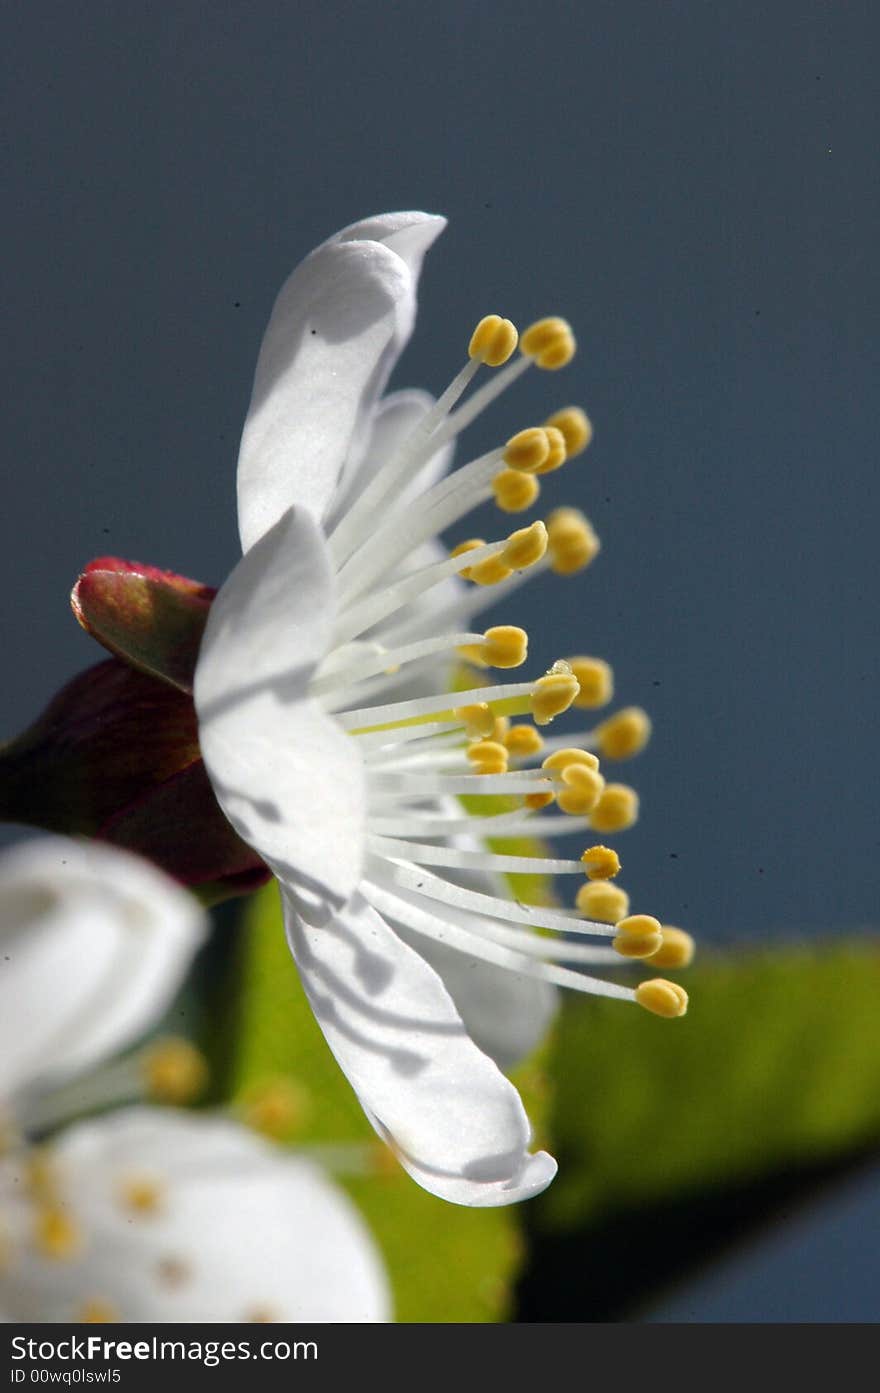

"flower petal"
[195,507,365,905]
[0,838,205,1100]
[283,887,556,1207]
[237,212,445,552]
[0,1107,390,1322]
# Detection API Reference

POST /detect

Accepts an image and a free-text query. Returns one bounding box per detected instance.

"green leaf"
[226,883,544,1323]
[519,939,880,1318]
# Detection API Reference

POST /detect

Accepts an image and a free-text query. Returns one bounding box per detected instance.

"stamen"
[650,927,696,969]
[469,314,518,367]
[531,666,580,725]
[311,630,490,697]
[34,1207,82,1261]
[239,1078,311,1139]
[612,914,664,960]
[77,1299,120,1323]
[594,707,652,760]
[588,783,640,833]
[520,316,577,369]
[453,703,495,738]
[504,724,544,758]
[337,676,551,732]
[466,740,509,775]
[576,880,630,923]
[329,313,517,564]
[568,656,614,708]
[118,1174,165,1216]
[545,406,593,457]
[581,845,621,880]
[635,979,689,1018]
[532,426,568,475]
[503,427,553,473]
[142,1038,208,1105]
[368,834,602,877]
[547,507,600,574]
[492,468,540,513]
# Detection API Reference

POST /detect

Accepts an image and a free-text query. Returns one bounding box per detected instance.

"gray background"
[2,1,877,1319]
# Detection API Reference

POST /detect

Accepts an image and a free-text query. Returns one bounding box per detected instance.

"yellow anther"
[35,1207,82,1261]
[650,927,696,970]
[520,316,577,369]
[636,979,689,1019]
[542,747,600,773]
[454,703,495,739]
[595,707,652,760]
[502,520,548,570]
[580,845,621,880]
[482,625,528,669]
[490,715,511,742]
[467,740,509,775]
[77,1299,120,1324]
[576,879,630,923]
[545,406,593,458]
[531,670,580,726]
[589,783,640,833]
[468,555,513,586]
[118,1174,164,1216]
[557,763,605,815]
[241,1078,312,1140]
[142,1037,208,1105]
[547,508,600,575]
[504,724,544,758]
[612,914,664,960]
[524,790,555,810]
[503,427,551,473]
[468,314,518,367]
[450,538,486,580]
[492,467,541,513]
[532,426,568,475]
[568,655,614,709]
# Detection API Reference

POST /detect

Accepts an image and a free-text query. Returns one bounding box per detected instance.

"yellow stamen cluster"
[650,926,696,970]
[453,703,495,739]
[468,314,518,366]
[520,316,577,369]
[580,845,621,880]
[568,656,614,709]
[545,406,593,457]
[636,979,689,1018]
[547,508,600,574]
[467,740,509,775]
[589,783,639,833]
[492,467,540,513]
[142,1037,208,1105]
[576,879,630,922]
[503,724,544,758]
[531,663,580,726]
[612,914,664,960]
[118,1175,164,1216]
[595,706,652,760]
[34,1207,82,1261]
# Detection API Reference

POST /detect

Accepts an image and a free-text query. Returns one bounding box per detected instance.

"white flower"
[194,213,689,1208]
[0,836,206,1119]
[0,1106,390,1323]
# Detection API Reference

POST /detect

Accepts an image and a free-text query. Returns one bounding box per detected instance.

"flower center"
[310,314,690,1019]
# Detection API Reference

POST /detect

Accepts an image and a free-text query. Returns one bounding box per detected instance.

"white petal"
[194,507,365,905]
[283,888,556,1207]
[237,212,446,552]
[0,1107,390,1323]
[0,838,205,1101]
